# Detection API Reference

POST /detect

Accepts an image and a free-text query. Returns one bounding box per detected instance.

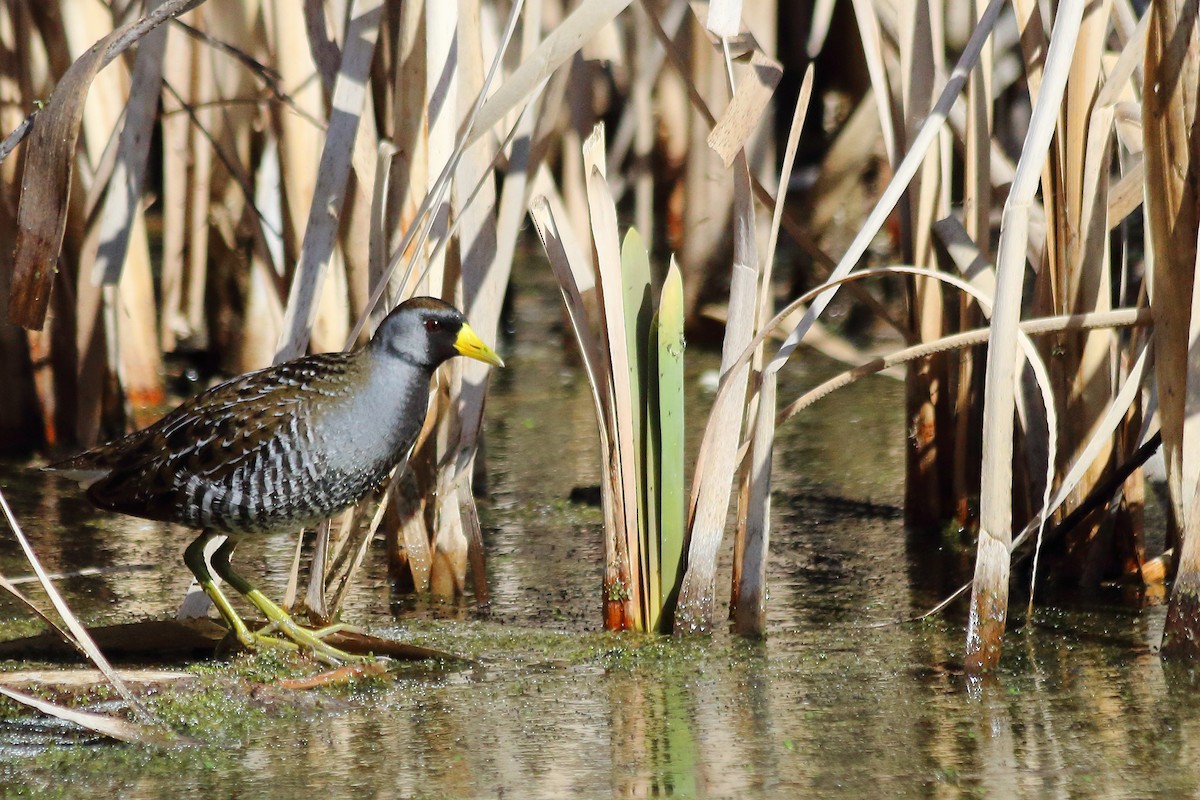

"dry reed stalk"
[275,0,382,363]
[678,15,732,324]
[608,0,688,204]
[337,65,383,345]
[1037,0,1121,582]
[0,6,42,452]
[62,2,161,445]
[380,0,435,593]
[780,305,1149,426]
[675,147,758,633]
[952,0,993,525]
[587,126,643,628]
[0,488,163,733]
[89,2,169,424]
[269,0,323,286]
[387,0,430,292]
[967,0,1084,674]
[182,43,214,351]
[562,62,597,283]
[93,0,168,287]
[1147,0,1200,659]
[897,0,952,528]
[235,136,286,372]
[198,4,281,365]
[848,0,897,164]
[424,0,468,600]
[158,24,192,353]
[1102,7,1154,585]
[467,0,633,147]
[422,0,458,300]
[914,340,1152,624]
[732,64,812,635]
[530,196,626,623]
[631,5,654,238]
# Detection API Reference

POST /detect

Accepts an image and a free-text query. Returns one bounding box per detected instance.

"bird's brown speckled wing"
[53,353,360,531]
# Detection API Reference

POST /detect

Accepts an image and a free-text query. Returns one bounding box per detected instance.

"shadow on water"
[0,269,1197,798]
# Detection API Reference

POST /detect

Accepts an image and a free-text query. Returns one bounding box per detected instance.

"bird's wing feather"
[64,353,357,520]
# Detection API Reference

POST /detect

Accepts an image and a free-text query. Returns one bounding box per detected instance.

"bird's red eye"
[424,319,442,333]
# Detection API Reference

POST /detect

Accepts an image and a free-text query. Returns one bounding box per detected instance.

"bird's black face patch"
[375,297,466,369]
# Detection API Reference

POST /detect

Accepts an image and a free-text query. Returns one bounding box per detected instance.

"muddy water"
[0,278,1195,798]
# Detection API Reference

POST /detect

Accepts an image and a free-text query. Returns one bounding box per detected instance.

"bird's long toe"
[262,616,377,666]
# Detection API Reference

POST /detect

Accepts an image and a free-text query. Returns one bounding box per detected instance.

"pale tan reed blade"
[275,0,383,363]
[905,343,1153,628]
[92,0,168,287]
[806,0,837,57]
[467,0,634,149]
[968,0,1086,673]
[706,49,781,169]
[778,309,1149,427]
[734,64,813,635]
[530,196,623,620]
[0,488,161,728]
[676,153,759,633]
[767,0,1005,374]
[0,685,188,746]
[586,137,643,628]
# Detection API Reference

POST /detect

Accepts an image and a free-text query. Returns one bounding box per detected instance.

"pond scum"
[0,0,1195,741]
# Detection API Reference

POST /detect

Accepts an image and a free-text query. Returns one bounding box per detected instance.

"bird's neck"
[352,353,437,459]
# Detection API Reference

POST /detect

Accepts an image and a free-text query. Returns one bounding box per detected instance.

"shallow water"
[0,278,1193,799]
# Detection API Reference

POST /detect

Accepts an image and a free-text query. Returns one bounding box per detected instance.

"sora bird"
[46,296,503,665]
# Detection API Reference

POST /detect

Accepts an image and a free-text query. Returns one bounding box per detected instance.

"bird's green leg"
[253,620,364,639]
[210,538,374,666]
[184,532,298,655]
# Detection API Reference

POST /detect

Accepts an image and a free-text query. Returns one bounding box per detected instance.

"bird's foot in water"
[237,589,380,666]
[215,627,300,660]
[281,621,366,640]
[253,615,378,666]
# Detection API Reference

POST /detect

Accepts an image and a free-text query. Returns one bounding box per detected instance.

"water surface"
[0,279,1190,799]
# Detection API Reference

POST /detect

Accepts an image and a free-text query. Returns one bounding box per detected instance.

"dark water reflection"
[0,278,1194,798]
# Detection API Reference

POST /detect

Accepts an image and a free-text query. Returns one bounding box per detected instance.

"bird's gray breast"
[189,359,431,535]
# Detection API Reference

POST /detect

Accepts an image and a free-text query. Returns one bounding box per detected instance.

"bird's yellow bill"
[455,323,505,367]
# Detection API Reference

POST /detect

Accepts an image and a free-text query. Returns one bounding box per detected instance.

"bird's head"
[372,296,504,370]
